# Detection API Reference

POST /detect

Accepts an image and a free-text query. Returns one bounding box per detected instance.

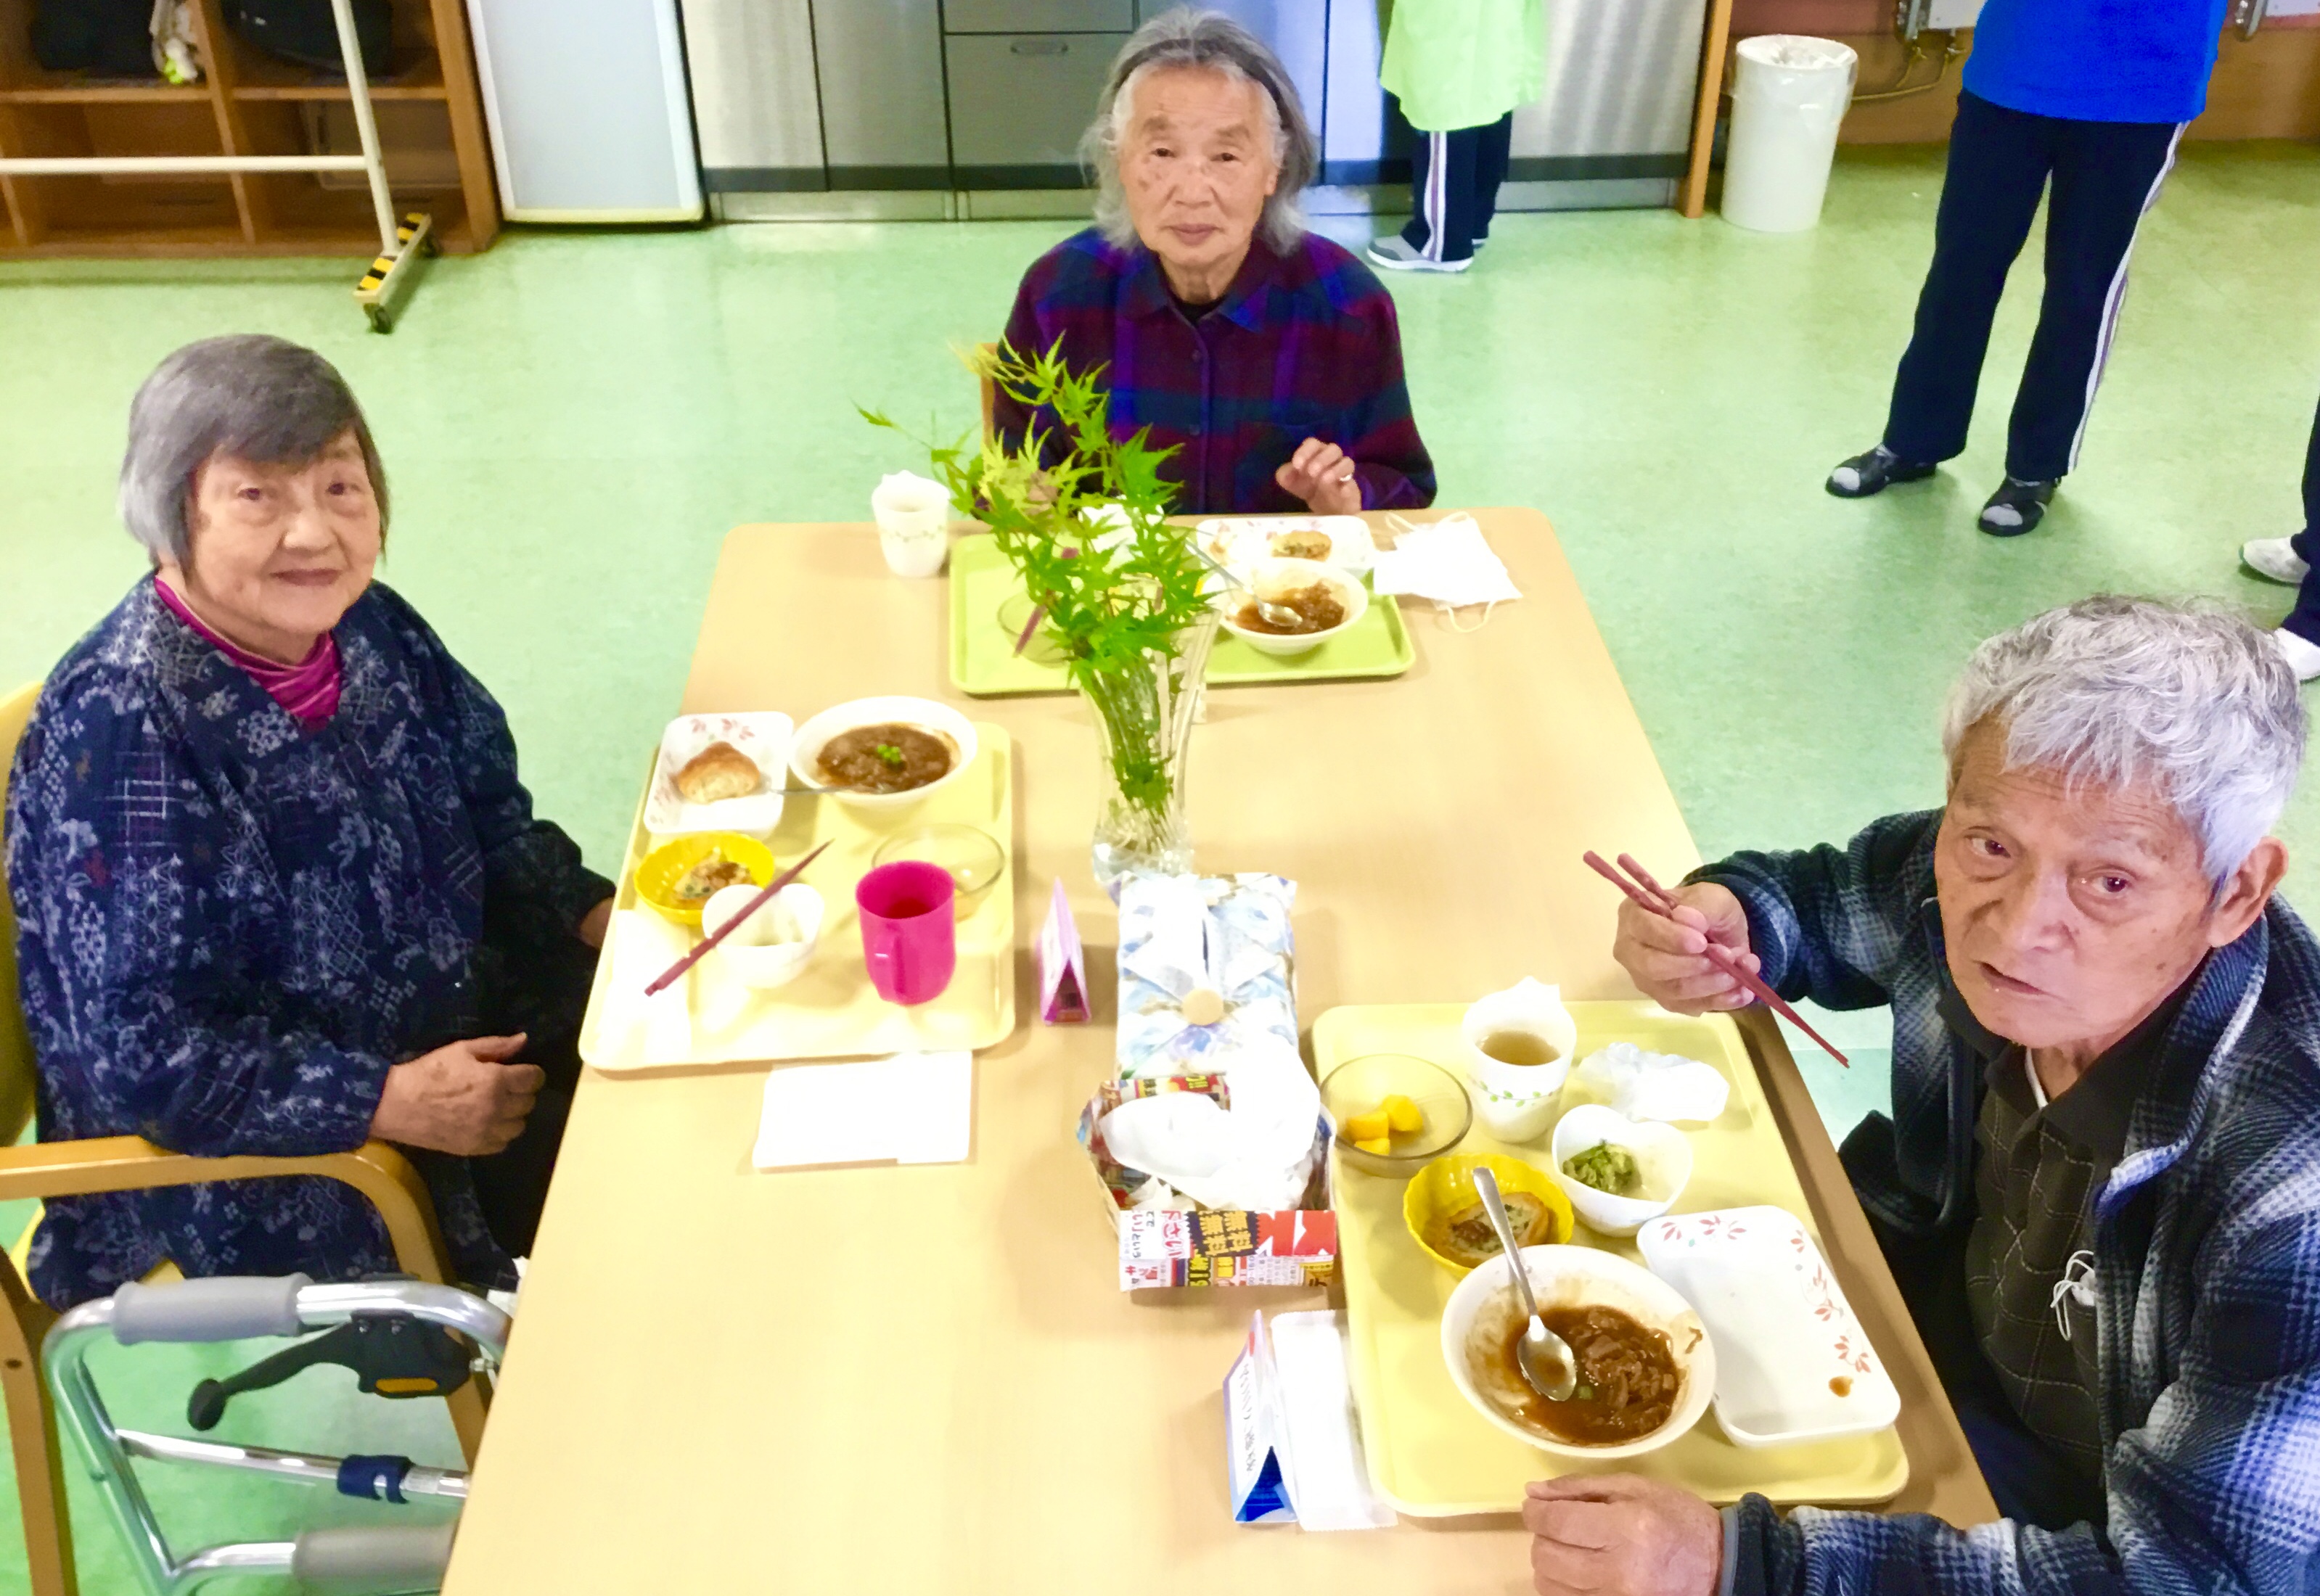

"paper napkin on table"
[1372,512,1522,608]
[1267,1311,1395,1531]
[753,1052,974,1169]
[600,908,695,1064]
[1573,1042,1731,1124]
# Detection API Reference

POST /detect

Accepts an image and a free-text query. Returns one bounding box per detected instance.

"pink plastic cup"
[856,860,957,1005]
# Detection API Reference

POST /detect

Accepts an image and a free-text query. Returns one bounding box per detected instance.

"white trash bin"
[1721,35,1858,234]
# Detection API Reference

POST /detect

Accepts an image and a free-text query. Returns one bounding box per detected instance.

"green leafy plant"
[863,342,1220,854]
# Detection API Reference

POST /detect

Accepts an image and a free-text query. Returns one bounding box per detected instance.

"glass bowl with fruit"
[1319,1053,1472,1177]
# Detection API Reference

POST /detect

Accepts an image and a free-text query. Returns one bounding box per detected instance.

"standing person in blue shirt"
[2238,390,2320,682]
[1825,0,2226,536]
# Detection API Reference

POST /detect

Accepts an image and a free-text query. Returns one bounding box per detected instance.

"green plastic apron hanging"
[1379,0,1549,133]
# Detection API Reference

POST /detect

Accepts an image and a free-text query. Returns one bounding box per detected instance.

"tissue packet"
[1078,1075,1336,1289]
[1116,871,1298,1079]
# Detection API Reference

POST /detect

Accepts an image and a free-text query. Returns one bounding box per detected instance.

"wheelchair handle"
[112,1275,313,1344]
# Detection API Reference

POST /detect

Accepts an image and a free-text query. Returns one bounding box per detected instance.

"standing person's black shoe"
[1827,445,1938,498]
[1978,476,2058,536]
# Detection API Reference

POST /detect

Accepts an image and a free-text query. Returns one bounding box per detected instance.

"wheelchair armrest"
[0,1138,454,1283]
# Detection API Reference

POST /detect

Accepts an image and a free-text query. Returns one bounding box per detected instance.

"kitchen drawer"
[946,0,1134,30]
[946,32,1131,180]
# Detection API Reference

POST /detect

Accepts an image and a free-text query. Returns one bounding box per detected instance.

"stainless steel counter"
[681,0,1705,219]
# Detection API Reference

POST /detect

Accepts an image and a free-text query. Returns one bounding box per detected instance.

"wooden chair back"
[979,341,999,445]
[0,682,43,1148]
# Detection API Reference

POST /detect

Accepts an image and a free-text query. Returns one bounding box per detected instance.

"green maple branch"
[861,340,1216,820]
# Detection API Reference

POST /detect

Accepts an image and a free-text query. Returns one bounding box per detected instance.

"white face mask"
[1373,513,1523,629]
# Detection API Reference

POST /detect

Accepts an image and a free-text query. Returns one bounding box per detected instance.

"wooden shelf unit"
[0,0,496,258]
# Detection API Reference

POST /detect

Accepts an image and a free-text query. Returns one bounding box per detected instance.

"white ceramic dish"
[1636,1206,1902,1449]
[1549,1103,1692,1238]
[1197,514,1375,577]
[789,696,980,813]
[1440,1243,1714,1461]
[702,883,823,990]
[644,712,795,839]
[1216,558,1369,658]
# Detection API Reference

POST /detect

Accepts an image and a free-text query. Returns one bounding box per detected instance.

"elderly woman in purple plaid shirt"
[993,10,1436,517]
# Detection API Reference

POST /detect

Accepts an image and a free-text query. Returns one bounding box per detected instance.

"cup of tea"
[872,471,950,579]
[1461,979,1579,1143]
[856,860,957,1004]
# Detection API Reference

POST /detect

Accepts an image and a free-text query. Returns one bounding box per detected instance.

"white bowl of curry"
[1216,557,1369,658]
[1440,1243,1714,1460]
[790,696,979,813]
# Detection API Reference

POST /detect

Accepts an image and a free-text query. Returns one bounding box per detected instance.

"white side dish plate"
[1196,515,1376,577]
[1637,1206,1902,1449]
[644,712,794,839]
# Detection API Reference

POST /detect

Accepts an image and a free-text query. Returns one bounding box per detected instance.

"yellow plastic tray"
[578,727,1016,1071]
[1313,1001,1908,1517]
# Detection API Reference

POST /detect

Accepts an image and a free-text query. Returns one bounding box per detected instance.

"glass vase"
[1083,614,1219,891]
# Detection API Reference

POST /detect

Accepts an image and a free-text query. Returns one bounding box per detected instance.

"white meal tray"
[1637,1206,1903,1449]
[644,712,795,839]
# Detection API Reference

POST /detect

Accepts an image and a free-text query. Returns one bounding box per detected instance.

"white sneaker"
[2276,628,2320,684]
[2243,537,2309,586]
[1365,236,1472,274]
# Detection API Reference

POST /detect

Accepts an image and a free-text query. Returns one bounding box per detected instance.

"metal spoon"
[1190,547,1305,631]
[1243,591,1305,630]
[1472,1168,1578,1402]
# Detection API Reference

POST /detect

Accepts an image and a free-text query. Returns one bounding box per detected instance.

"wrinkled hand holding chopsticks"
[644,840,832,996]
[1583,850,1849,1067]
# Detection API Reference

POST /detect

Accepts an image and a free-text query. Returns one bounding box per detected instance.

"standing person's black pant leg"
[1882,92,2056,466]
[1472,113,1514,246]
[2003,115,2182,480]
[2278,390,2320,646]
[1883,91,2181,478]
[1401,118,1501,265]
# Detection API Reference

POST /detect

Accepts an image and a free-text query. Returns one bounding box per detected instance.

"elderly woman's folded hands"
[371,1034,545,1159]
[1610,882,1762,1014]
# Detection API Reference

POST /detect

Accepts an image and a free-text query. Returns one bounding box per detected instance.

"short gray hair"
[118,334,388,565]
[1081,9,1318,256]
[1941,596,2306,884]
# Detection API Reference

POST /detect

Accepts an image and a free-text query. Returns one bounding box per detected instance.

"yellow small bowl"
[1403,1153,1575,1275]
[634,832,777,927]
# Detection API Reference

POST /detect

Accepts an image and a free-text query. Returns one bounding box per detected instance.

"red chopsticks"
[1583,850,1848,1067]
[643,840,832,997]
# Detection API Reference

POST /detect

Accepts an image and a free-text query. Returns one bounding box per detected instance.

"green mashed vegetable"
[1562,1142,1641,1196]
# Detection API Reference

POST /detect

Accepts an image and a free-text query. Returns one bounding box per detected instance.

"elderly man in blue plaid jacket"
[1533,596,2320,1596]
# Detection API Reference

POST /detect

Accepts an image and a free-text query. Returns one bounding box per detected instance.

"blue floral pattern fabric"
[5,577,610,1307]
[1696,812,2320,1595]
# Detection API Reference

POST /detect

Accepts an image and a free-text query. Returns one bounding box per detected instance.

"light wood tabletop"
[442,508,1996,1595]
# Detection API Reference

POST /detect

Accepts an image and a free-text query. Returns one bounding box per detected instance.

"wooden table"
[443,508,1996,1594]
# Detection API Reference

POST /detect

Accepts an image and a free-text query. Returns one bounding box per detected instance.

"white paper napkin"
[753,1052,974,1169]
[1372,512,1522,608]
[601,908,696,1064]
[1268,1311,1395,1531]
[1573,1042,1731,1123]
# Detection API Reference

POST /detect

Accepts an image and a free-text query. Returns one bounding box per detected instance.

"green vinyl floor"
[1,139,2319,1589]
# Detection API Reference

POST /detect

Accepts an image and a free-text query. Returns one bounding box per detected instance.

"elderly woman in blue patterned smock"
[4,335,614,1308]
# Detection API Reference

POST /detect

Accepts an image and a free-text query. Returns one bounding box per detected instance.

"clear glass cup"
[872,825,1008,921]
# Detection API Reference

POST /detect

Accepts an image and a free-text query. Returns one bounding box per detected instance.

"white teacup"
[1462,978,1579,1143]
[872,471,950,578]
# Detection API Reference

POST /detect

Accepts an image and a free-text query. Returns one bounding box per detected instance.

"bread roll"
[676,740,763,804]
